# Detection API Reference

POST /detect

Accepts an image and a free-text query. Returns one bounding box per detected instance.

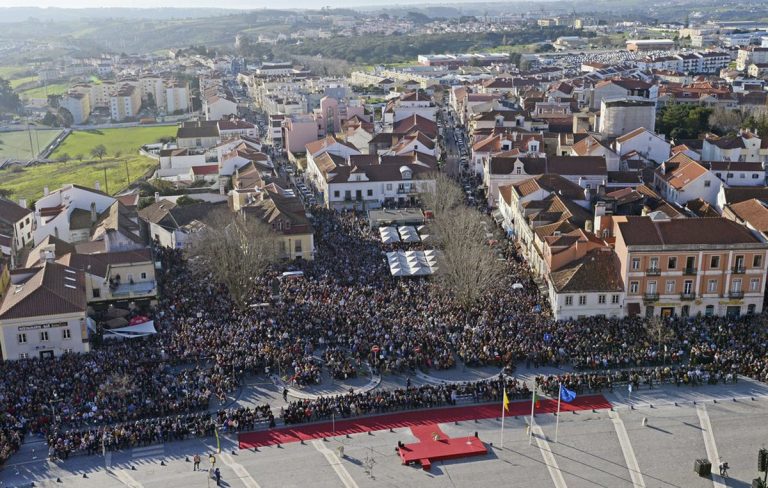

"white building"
[33,185,116,245]
[598,97,656,138]
[613,127,671,165]
[0,262,89,360]
[654,154,721,206]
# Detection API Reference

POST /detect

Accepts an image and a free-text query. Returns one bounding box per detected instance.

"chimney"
[94,181,101,191]
[18,198,27,209]
[43,186,49,196]
[154,192,160,203]
[90,202,97,224]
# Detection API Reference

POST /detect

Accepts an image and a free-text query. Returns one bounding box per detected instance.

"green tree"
[91,144,107,160]
[0,78,21,114]
[656,104,713,140]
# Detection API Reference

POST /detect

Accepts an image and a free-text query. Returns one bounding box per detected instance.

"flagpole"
[500,387,506,450]
[528,386,535,445]
[555,383,562,443]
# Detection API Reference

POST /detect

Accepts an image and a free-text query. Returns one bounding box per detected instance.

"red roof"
[192,165,219,175]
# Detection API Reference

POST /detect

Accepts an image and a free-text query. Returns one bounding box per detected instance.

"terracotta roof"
[0,262,86,320]
[723,186,768,205]
[550,249,624,293]
[617,216,762,247]
[656,159,708,190]
[685,198,720,218]
[392,114,437,139]
[727,198,768,233]
[305,135,358,156]
[0,198,32,223]
[512,174,585,200]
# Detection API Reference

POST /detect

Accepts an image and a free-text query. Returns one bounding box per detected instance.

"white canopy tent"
[386,251,441,277]
[103,320,157,339]
[398,226,421,243]
[379,226,401,244]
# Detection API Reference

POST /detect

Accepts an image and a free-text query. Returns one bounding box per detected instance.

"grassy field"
[0,157,158,202]
[51,126,176,159]
[0,125,178,201]
[0,129,63,160]
[18,82,70,100]
[10,76,37,89]
[0,65,31,80]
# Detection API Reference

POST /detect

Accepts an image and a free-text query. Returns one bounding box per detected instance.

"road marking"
[609,411,646,488]
[220,452,261,488]
[312,439,359,488]
[696,405,727,488]
[531,422,568,488]
[113,469,144,488]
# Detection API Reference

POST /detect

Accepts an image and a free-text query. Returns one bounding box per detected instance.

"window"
[630,281,639,293]
[598,295,606,304]
[367,189,373,197]
[708,280,717,293]
[683,280,693,294]
[612,294,620,304]
[649,257,659,269]
[386,184,392,191]
[705,305,714,317]
[294,240,302,253]
[754,255,763,268]
[647,281,657,293]
[668,257,677,269]
[64,348,73,354]
[631,258,640,270]
[753,173,760,179]
[515,167,522,174]
[565,296,573,306]
[92,288,101,298]
[40,331,49,342]
[140,272,147,280]
[62,328,71,340]
[704,180,711,187]
[686,256,695,269]
[710,256,720,268]
[19,353,28,359]
[578,295,587,305]
[751,278,760,291]
[740,173,746,179]
[732,279,742,292]
[665,280,675,293]
[17,333,26,344]
[333,191,340,198]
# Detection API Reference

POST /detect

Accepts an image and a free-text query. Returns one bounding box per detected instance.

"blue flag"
[560,386,577,403]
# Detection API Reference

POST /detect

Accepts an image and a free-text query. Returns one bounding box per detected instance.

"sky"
[0,0,498,8]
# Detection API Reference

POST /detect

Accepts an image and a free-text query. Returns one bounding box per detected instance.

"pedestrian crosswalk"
[131,445,164,459]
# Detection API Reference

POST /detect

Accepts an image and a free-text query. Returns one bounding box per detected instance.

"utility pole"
[104,167,109,194]
[124,159,130,184]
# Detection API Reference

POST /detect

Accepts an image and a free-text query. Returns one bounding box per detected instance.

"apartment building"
[60,92,91,125]
[614,215,768,318]
[109,84,141,121]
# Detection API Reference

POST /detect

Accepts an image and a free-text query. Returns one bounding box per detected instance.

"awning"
[103,320,157,339]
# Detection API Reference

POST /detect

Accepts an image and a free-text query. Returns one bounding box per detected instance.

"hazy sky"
[0,0,428,7]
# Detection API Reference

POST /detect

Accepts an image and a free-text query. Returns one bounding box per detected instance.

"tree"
[75,153,84,162]
[708,107,748,135]
[431,206,503,308]
[57,153,70,163]
[0,188,12,199]
[0,78,21,114]
[186,209,280,310]
[47,94,62,109]
[90,144,107,160]
[656,104,713,140]
[420,171,464,216]
[114,150,122,159]
[645,316,676,364]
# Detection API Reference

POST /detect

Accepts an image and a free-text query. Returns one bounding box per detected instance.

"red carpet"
[399,424,486,470]
[238,394,610,449]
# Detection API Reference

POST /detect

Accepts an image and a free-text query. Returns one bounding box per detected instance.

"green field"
[0,125,177,201]
[51,126,176,159]
[0,158,158,202]
[0,129,63,160]
[10,76,37,89]
[19,82,70,100]
[0,65,31,80]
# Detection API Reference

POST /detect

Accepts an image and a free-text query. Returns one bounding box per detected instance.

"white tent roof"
[379,226,400,244]
[385,251,441,277]
[103,320,157,339]
[398,226,421,242]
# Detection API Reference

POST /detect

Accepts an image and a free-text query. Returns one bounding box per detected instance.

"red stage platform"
[238,394,611,449]
[398,424,487,471]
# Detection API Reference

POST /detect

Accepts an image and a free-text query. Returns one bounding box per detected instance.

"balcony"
[643,293,659,302]
[729,290,745,299]
[732,266,746,274]
[680,292,696,301]
[645,268,661,276]
[683,268,697,276]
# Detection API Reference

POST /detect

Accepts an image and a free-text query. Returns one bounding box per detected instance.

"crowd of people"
[0,207,767,466]
[282,376,530,425]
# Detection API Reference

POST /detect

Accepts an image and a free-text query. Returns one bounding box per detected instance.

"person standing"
[214,467,221,486]
[193,453,200,471]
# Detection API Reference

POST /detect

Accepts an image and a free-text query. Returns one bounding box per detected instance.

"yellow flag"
[215,428,221,454]
[503,388,510,412]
